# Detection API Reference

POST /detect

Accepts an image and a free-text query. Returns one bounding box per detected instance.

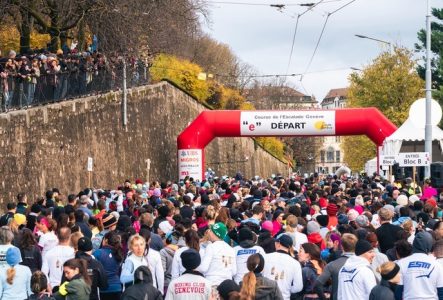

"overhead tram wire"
[285,0,326,75]
[300,0,357,82]
[207,0,345,6]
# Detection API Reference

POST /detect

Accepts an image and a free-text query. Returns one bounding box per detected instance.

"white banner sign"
[178,149,203,181]
[87,157,93,172]
[380,155,397,166]
[398,152,430,167]
[240,111,336,136]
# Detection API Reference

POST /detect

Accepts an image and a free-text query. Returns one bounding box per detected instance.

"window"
[320,150,325,163]
[326,147,334,162]
[336,151,341,162]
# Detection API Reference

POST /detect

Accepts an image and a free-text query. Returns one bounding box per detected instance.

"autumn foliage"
[149,53,285,160]
[343,47,425,171]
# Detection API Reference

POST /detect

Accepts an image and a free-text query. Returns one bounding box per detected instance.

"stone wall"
[0,81,287,203]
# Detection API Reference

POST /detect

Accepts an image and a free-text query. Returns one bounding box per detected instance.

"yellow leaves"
[255,137,285,160]
[0,26,19,53]
[342,136,376,171]
[149,53,286,161]
[0,25,50,53]
[150,53,211,102]
[344,47,425,171]
[30,31,51,50]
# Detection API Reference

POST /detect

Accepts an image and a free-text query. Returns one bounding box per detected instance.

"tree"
[150,53,212,102]
[416,8,443,104]
[343,47,425,171]
[7,0,95,51]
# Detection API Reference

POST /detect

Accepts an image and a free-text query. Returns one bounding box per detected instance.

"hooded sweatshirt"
[233,240,266,283]
[121,266,162,300]
[337,255,377,300]
[397,231,443,300]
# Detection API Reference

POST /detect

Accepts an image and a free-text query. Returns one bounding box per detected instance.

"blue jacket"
[93,246,122,293]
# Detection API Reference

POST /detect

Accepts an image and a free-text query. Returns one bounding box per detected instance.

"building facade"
[316,88,348,174]
[245,85,317,110]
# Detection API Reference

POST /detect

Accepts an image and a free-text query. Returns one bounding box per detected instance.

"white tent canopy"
[382,98,443,156]
[365,157,377,175]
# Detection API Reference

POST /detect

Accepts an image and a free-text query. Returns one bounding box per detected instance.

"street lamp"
[355,34,391,46]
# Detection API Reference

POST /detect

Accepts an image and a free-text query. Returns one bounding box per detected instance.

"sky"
[202,0,443,102]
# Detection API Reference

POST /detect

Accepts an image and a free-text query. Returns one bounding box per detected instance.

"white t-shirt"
[165,273,212,300]
[171,247,206,279]
[286,231,308,253]
[41,245,75,288]
[199,240,236,286]
[38,231,58,258]
[263,252,303,300]
[398,253,443,300]
[233,245,265,283]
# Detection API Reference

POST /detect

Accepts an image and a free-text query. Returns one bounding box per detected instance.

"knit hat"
[337,214,349,225]
[383,204,395,214]
[347,209,359,222]
[181,249,201,270]
[355,215,369,227]
[316,215,329,227]
[355,240,373,256]
[116,215,132,231]
[326,203,338,216]
[238,227,254,242]
[273,210,284,220]
[77,237,93,252]
[102,213,117,229]
[14,213,26,226]
[396,194,408,206]
[275,233,293,248]
[426,198,437,208]
[6,247,21,266]
[307,221,320,234]
[413,231,434,254]
[409,194,420,205]
[261,221,273,232]
[355,195,364,206]
[217,280,240,300]
[210,222,227,240]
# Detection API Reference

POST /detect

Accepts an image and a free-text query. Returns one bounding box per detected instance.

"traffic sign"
[87,157,93,172]
[398,152,430,167]
[380,155,397,166]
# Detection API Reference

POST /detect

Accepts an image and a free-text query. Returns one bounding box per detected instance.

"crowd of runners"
[0,172,442,300]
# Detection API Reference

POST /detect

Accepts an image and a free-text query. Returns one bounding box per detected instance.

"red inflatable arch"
[177,108,397,181]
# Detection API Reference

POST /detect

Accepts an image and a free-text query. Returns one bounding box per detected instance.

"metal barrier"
[0,61,149,111]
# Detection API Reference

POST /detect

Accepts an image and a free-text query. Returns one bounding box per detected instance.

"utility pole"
[425,0,432,178]
[122,58,128,127]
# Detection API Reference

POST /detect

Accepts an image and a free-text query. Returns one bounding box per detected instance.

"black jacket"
[369,279,396,300]
[375,223,404,253]
[74,252,108,300]
[0,212,13,226]
[76,221,92,239]
[20,245,42,273]
[121,266,162,300]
